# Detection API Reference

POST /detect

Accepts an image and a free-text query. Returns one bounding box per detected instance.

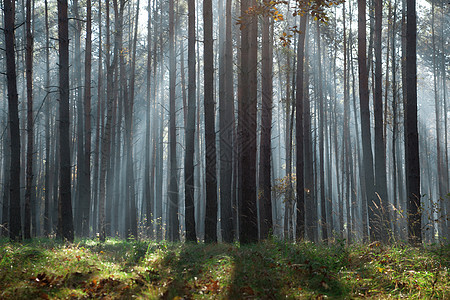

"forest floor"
[0,237,448,299]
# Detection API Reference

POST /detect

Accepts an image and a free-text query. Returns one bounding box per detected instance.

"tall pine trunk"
[358,0,375,242]
[81,0,92,238]
[295,15,308,241]
[3,0,21,240]
[184,0,197,242]
[373,0,388,241]
[24,0,34,239]
[239,0,258,243]
[168,0,179,241]
[57,0,74,242]
[203,0,218,243]
[258,2,274,240]
[43,0,51,236]
[405,0,420,244]
[219,0,235,243]
[316,22,327,243]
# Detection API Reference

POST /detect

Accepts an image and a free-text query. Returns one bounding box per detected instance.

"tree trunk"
[24,0,34,240]
[259,2,274,240]
[80,0,92,238]
[295,15,308,241]
[92,0,103,237]
[373,0,388,242]
[2,110,11,237]
[144,0,153,238]
[184,0,197,242]
[73,0,84,237]
[358,0,376,243]
[203,0,218,243]
[391,0,399,239]
[4,0,22,241]
[405,0,421,244]
[218,0,235,243]
[168,0,179,241]
[99,0,117,241]
[43,0,51,236]
[302,17,315,242]
[125,0,139,239]
[315,22,327,243]
[57,0,74,242]
[239,0,258,243]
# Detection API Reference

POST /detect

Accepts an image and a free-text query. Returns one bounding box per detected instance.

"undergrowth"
[0,237,448,299]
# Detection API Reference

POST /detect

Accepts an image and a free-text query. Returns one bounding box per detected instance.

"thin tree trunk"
[405,0,421,244]
[239,0,258,243]
[92,0,103,237]
[203,0,218,242]
[303,17,315,242]
[57,0,74,242]
[358,0,376,243]
[81,0,92,238]
[24,0,34,239]
[374,0,388,241]
[4,0,22,241]
[126,0,139,239]
[73,0,84,237]
[295,15,307,241]
[259,2,274,240]
[43,0,51,236]
[316,22,327,243]
[168,0,179,241]
[2,109,11,237]
[391,0,399,239]
[184,0,197,242]
[99,0,117,241]
[144,0,153,238]
[219,0,235,243]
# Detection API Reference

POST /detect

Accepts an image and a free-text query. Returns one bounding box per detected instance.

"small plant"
[0,238,448,299]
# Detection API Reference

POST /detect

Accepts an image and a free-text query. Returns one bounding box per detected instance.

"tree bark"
[168,0,180,241]
[57,0,74,242]
[315,22,327,243]
[99,0,117,241]
[92,0,103,237]
[405,0,421,244]
[295,15,308,241]
[125,0,139,239]
[73,0,84,237]
[24,0,34,240]
[373,0,388,242]
[358,0,375,242]
[218,0,235,243]
[258,2,274,240]
[80,0,92,238]
[239,0,258,243]
[43,0,52,237]
[203,0,218,243]
[184,0,197,242]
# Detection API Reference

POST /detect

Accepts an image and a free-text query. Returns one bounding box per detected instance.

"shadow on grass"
[154,239,349,299]
[7,238,447,298]
[226,243,284,299]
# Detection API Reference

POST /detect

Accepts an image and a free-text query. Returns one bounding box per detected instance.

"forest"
[0,0,449,298]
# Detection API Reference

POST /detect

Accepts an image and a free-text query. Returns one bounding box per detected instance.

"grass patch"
[0,238,448,299]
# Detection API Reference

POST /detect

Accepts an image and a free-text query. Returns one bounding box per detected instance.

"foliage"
[273,174,297,203]
[237,0,344,46]
[0,238,448,299]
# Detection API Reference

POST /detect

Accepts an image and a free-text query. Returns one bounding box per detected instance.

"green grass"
[0,238,448,299]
